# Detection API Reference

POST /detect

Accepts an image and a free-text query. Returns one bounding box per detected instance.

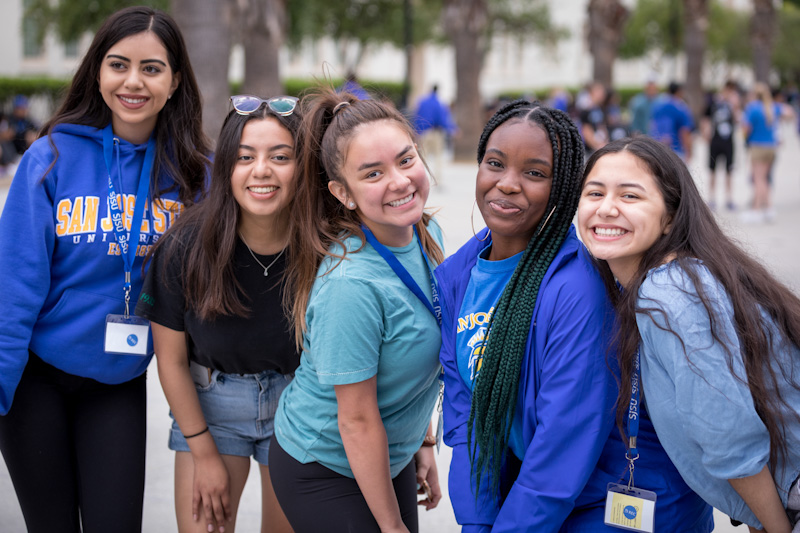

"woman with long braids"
[437,101,713,531]
[269,88,444,532]
[579,136,800,532]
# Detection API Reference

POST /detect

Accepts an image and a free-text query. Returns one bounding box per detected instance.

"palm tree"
[442,0,489,162]
[172,0,232,142]
[751,0,776,83]
[683,0,709,119]
[586,0,628,88]
[234,0,287,98]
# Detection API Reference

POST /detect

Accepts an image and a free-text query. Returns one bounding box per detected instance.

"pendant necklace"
[239,233,285,277]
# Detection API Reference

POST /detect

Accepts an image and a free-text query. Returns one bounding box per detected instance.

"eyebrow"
[584,180,647,191]
[239,143,293,151]
[486,148,551,168]
[106,54,167,67]
[357,145,413,171]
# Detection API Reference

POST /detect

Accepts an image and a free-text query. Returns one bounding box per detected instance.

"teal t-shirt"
[274,221,444,478]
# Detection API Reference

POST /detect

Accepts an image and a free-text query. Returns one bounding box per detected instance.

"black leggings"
[269,438,419,533]
[0,353,147,533]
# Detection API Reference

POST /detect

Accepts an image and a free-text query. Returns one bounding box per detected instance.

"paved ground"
[3,124,800,531]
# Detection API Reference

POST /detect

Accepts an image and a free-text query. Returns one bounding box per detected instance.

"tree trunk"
[751,0,775,83]
[172,0,232,143]
[683,0,708,120]
[586,0,628,88]
[235,0,286,98]
[443,0,488,162]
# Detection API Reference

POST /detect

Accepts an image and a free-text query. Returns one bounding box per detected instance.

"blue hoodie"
[0,124,185,414]
[436,226,713,532]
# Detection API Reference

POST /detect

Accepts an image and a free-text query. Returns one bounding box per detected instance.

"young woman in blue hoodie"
[0,7,210,532]
[436,100,713,532]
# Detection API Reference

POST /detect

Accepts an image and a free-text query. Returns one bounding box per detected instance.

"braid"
[468,101,585,497]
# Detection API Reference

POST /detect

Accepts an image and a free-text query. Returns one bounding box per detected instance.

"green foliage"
[496,86,643,107]
[0,76,68,103]
[24,0,168,45]
[287,0,444,49]
[773,4,800,84]
[619,0,749,66]
[619,0,682,59]
[706,2,750,66]
[489,1,569,45]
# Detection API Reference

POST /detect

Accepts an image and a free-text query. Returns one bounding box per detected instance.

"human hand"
[192,454,232,532]
[415,446,442,510]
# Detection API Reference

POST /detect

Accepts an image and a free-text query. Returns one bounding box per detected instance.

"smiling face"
[476,119,553,260]
[98,31,180,144]
[578,151,671,287]
[331,119,429,247]
[231,117,296,236]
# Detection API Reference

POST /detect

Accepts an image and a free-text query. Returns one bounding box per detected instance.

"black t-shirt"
[579,106,608,151]
[136,235,299,375]
[705,99,734,141]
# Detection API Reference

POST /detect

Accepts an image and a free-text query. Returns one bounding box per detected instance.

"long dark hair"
[285,87,444,347]
[150,104,300,320]
[469,100,585,494]
[583,136,800,473]
[40,6,211,207]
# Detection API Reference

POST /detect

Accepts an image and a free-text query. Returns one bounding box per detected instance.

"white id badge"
[604,483,657,532]
[104,314,150,356]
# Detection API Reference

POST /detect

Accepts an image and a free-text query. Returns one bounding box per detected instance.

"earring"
[536,205,558,237]
[348,201,356,209]
[471,200,490,242]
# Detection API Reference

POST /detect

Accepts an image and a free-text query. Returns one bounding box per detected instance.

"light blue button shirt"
[636,260,800,528]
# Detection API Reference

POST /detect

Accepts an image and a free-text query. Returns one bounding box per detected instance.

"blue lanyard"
[102,124,156,315]
[627,348,641,458]
[360,225,441,327]
[625,348,641,487]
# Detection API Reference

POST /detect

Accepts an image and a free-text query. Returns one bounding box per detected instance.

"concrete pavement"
[3,123,800,531]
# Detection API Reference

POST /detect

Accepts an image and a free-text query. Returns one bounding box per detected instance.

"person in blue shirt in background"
[414,85,456,184]
[650,82,695,161]
[437,100,712,532]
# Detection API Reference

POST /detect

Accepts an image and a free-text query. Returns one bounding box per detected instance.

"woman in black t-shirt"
[136,95,301,533]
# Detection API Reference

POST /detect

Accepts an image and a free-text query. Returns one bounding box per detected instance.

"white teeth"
[594,227,628,236]
[120,96,147,104]
[249,186,277,194]
[388,193,413,207]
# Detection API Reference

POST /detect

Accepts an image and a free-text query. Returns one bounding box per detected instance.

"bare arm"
[336,377,409,533]
[728,465,791,533]
[152,322,231,531]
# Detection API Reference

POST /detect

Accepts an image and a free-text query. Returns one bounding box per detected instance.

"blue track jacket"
[0,124,185,414]
[436,226,713,532]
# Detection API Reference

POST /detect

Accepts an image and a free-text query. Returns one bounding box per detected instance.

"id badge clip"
[104,282,151,356]
[605,441,656,533]
[433,378,444,452]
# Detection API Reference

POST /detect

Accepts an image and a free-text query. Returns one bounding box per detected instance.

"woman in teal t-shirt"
[269,88,444,533]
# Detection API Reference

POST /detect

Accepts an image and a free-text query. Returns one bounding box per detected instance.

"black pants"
[269,438,419,533]
[0,353,147,533]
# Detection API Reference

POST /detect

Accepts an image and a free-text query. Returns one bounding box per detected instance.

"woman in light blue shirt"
[578,136,800,533]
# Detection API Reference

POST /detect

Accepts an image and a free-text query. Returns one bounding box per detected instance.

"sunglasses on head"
[230,95,298,116]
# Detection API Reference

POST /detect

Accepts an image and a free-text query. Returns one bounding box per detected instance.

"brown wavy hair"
[149,104,300,320]
[583,136,800,475]
[285,87,444,347]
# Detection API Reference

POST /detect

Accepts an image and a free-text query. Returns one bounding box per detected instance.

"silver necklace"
[239,233,285,277]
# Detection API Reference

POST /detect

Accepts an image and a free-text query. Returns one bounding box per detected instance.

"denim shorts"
[169,369,292,465]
